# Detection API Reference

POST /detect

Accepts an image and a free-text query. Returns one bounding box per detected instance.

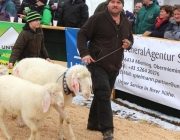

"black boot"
[87,123,101,131]
[103,130,114,140]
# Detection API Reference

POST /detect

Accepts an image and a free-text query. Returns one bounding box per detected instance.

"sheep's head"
[0,65,8,75]
[71,68,92,99]
[42,83,64,113]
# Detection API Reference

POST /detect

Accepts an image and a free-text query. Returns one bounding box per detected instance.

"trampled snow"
[72,93,180,131]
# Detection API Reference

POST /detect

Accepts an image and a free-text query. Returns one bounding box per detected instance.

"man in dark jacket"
[48,0,68,22]
[58,0,88,28]
[18,0,36,22]
[12,0,21,11]
[77,0,133,139]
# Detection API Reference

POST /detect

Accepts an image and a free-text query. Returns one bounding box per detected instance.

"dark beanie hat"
[107,0,124,6]
[39,0,47,5]
[26,11,41,23]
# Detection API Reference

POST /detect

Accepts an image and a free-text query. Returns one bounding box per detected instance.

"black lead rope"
[95,47,123,63]
[56,69,68,83]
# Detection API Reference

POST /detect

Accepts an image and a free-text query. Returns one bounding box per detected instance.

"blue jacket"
[0,0,17,21]
[147,18,170,38]
[164,20,180,40]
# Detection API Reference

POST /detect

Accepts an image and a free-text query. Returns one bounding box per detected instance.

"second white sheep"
[0,75,64,140]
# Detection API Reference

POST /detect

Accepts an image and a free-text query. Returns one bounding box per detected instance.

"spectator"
[164,6,180,40]
[125,2,143,33]
[94,0,108,14]
[77,0,133,139]
[18,0,52,25]
[18,0,36,23]
[125,10,133,18]
[12,0,21,11]
[48,0,68,24]
[58,0,88,28]
[135,0,160,34]
[8,10,50,69]
[134,1,143,21]
[154,0,159,6]
[146,5,172,38]
[0,0,18,22]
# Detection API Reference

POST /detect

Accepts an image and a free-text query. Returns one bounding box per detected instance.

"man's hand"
[18,14,25,19]
[22,10,26,15]
[51,5,57,10]
[82,55,95,65]
[122,39,131,49]
[46,58,51,62]
[8,63,13,69]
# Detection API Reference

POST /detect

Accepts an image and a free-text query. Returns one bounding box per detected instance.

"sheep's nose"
[83,93,90,99]
[58,102,64,107]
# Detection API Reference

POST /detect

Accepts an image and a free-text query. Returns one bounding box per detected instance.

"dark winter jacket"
[58,0,88,28]
[9,23,49,64]
[164,20,180,40]
[18,0,36,23]
[48,0,68,20]
[12,0,21,11]
[18,0,36,14]
[77,9,133,72]
[147,18,170,38]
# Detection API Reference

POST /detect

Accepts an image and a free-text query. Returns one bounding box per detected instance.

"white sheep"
[0,65,8,75]
[0,75,64,140]
[12,58,92,140]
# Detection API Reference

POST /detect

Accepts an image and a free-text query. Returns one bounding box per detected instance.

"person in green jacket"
[18,0,52,25]
[94,0,109,14]
[135,0,160,34]
[94,0,125,15]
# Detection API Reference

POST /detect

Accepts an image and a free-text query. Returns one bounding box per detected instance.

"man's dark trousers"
[87,64,119,133]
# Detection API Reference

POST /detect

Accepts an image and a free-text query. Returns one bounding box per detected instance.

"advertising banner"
[114,36,180,110]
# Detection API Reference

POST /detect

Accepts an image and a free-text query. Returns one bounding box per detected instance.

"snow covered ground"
[72,93,180,131]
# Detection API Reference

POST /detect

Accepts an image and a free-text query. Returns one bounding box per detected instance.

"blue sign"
[65,28,82,68]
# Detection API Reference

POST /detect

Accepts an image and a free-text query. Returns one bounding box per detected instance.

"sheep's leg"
[12,114,17,119]
[18,115,25,127]
[59,115,65,140]
[0,106,12,140]
[22,117,38,140]
[54,105,76,140]
[35,120,43,140]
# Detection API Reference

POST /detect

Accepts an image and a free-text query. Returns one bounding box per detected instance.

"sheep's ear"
[42,91,51,113]
[71,74,79,96]
[12,64,19,76]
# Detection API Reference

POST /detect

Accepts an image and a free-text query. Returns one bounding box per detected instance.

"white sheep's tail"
[0,65,9,75]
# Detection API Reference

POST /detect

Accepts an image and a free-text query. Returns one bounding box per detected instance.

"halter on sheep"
[12,58,92,140]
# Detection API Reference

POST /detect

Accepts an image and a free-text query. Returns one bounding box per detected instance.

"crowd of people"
[1,0,180,140]
[0,0,180,40]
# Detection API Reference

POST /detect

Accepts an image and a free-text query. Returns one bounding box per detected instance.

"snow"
[72,93,180,131]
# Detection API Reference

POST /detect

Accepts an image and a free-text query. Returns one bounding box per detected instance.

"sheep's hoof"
[59,135,66,140]
[12,114,17,119]
[19,123,25,128]
[7,136,13,140]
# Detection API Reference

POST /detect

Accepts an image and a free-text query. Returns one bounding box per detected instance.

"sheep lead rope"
[95,47,123,62]
[56,69,68,83]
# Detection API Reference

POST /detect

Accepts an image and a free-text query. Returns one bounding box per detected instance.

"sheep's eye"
[52,92,56,96]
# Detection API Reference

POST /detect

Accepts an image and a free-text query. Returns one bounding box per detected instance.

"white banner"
[114,36,180,110]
